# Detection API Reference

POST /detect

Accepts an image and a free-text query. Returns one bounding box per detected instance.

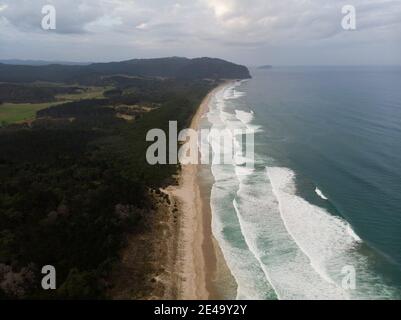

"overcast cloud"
[0,0,400,65]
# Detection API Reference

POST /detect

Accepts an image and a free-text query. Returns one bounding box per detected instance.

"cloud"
[2,0,400,41]
[0,0,400,64]
[0,0,105,33]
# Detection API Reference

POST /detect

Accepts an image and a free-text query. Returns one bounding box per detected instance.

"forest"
[0,75,215,299]
[0,57,250,84]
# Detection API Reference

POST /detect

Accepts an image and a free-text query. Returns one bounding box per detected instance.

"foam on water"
[347,225,362,243]
[235,109,263,133]
[210,165,276,300]
[234,168,348,299]
[235,110,254,124]
[205,82,349,299]
[265,167,399,299]
[267,168,359,285]
[203,78,401,300]
[315,187,328,200]
[206,81,346,299]
[205,81,278,299]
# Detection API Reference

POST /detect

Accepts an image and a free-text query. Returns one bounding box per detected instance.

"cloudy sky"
[0,0,401,65]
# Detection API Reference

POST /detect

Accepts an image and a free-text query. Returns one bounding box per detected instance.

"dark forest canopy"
[0,57,251,84]
[0,83,82,103]
[0,56,245,299]
[0,74,217,299]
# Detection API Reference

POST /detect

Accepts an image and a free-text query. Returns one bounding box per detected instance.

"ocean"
[199,66,401,300]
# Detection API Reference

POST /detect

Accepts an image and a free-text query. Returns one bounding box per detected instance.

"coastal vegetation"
[0,57,251,84]
[0,57,249,299]
[0,85,108,125]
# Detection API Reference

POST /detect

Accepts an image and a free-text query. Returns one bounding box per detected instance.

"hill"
[0,59,90,66]
[0,57,251,84]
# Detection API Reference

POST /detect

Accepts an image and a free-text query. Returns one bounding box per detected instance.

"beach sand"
[109,83,236,300]
[167,82,236,300]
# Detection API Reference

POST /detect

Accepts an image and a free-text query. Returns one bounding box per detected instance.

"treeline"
[0,57,250,84]
[0,128,148,298]
[37,99,113,118]
[0,84,82,104]
[0,77,215,299]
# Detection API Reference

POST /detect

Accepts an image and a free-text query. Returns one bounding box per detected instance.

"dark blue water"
[239,66,401,296]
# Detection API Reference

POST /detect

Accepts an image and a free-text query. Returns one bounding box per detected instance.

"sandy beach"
[167,82,235,300]
[108,82,234,300]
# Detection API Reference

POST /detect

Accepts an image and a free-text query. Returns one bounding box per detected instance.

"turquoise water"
[202,66,401,299]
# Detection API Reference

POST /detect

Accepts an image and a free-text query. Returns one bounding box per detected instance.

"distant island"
[258,65,273,70]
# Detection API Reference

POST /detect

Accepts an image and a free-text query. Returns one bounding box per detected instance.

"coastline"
[167,82,236,300]
[107,82,235,300]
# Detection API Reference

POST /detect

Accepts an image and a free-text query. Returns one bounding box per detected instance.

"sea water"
[200,66,401,300]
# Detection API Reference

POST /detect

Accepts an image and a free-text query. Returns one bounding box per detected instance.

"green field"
[56,86,109,101]
[0,87,109,126]
[0,102,65,125]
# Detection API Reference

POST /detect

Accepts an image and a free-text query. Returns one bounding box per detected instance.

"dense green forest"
[0,84,83,104]
[0,76,216,299]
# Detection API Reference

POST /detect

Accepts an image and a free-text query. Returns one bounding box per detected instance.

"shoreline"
[167,82,236,299]
[108,81,235,300]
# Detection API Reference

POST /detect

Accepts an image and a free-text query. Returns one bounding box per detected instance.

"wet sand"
[167,83,236,299]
